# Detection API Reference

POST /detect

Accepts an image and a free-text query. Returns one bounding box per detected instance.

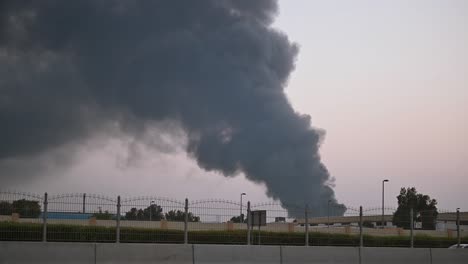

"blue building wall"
[39,212,93,220]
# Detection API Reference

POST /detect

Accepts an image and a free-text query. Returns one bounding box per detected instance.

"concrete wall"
[1,242,467,264]
[360,247,431,264]
[194,244,281,264]
[96,243,192,264]
[431,248,468,264]
[282,246,359,264]
[0,242,95,264]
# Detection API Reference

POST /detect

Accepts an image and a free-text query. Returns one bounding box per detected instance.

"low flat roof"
[296,212,468,224]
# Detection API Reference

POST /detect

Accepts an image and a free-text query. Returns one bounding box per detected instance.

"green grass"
[0,221,466,248]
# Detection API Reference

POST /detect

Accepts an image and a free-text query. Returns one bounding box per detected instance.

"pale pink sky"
[276,0,468,210]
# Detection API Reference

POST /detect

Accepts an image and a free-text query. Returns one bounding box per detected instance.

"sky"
[3,0,467,212]
[275,0,468,211]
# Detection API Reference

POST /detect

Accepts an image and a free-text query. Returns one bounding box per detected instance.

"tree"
[124,208,142,220]
[124,204,164,221]
[165,210,200,222]
[392,187,438,230]
[230,215,246,223]
[93,209,113,220]
[0,201,13,215]
[0,200,41,218]
[11,199,41,218]
[144,204,164,221]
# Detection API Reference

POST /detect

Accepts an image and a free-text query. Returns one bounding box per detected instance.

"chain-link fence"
[0,190,466,247]
[120,196,186,243]
[47,193,118,242]
[0,191,43,241]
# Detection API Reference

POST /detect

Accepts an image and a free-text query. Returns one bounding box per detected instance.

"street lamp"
[327,200,331,233]
[150,200,155,221]
[456,208,460,248]
[382,179,389,228]
[240,193,246,222]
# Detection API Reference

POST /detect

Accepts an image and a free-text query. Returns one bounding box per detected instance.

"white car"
[448,244,468,249]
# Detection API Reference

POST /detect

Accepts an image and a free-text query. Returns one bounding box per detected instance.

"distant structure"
[275,217,286,223]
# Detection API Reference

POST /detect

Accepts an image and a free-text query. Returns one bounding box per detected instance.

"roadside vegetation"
[1,222,465,248]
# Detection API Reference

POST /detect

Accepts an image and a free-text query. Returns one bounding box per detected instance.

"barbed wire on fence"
[0,190,43,201]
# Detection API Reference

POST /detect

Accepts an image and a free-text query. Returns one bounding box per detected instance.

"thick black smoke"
[0,0,344,216]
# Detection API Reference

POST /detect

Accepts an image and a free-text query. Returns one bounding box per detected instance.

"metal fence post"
[305,204,309,246]
[359,206,363,248]
[258,224,261,245]
[116,196,121,243]
[410,207,414,248]
[42,192,48,242]
[456,208,460,248]
[82,193,86,213]
[327,200,330,234]
[247,201,251,245]
[184,198,188,244]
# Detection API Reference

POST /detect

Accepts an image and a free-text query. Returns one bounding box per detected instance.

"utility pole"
[382,179,389,228]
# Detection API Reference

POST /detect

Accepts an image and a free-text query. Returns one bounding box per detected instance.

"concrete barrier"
[282,246,359,264]
[95,243,192,264]
[2,242,468,264]
[193,244,281,263]
[360,247,431,264]
[431,248,468,264]
[0,242,95,264]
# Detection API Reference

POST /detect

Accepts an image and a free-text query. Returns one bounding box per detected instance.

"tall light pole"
[149,200,155,221]
[327,200,331,233]
[456,208,460,248]
[382,179,389,228]
[240,193,246,222]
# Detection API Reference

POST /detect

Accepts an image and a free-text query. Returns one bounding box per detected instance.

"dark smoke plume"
[0,0,344,216]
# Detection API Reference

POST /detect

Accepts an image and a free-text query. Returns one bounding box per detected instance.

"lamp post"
[456,208,460,248]
[327,200,331,233]
[240,193,246,222]
[382,179,389,228]
[149,200,155,221]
